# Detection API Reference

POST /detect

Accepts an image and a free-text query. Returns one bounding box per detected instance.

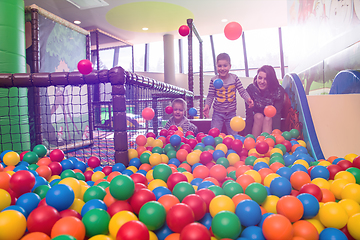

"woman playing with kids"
[164,98,198,135]
[243,65,285,138]
[203,53,254,135]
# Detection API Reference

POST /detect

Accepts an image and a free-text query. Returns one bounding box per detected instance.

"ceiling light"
[66,0,109,10]
[74,20,81,25]
[221,19,228,22]
[142,27,149,31]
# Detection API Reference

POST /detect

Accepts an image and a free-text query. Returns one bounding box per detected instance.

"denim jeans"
[211,110,237,136]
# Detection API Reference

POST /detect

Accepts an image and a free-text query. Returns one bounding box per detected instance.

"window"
[148,41,164,72]
[99,48,114,70]
[134,44,145,72]
[118,46,133,71]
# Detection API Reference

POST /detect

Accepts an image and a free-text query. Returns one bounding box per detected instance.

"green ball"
[139,201,166,231]
[310,161,320,167]
[269,156,285,166]
[97,181,110,190]
[204,145,215,151]
[167,150,177,159]
[282,131,292,141]
[265,135,276,143]
[227,171,237,180]
[82,208,110,237]
[270,152,283,159]
[33,184,50,199]
[208,185,225,196]
[274,144,287,154]
[211,211,242,239]
[75,172,85,181]
[28,164,39,171]
[164,144,175,153]
[222,179,236,188]
[153,164,172,182]
[83,185,106,202]
[51,235,77,240]
[109,175,135,200]
[223,181,243,198]
[216,157,229,168]
[22,151,39,164]
[186,135,195,139]
[152,146,163,154]
[140,152,151,164]
[245,134,255,140]
[172,181,195,201]
[193,146,204,151]
[61,169,77,179]
[245,156,257,166]
[176,167,187,173]
[32,144,48,158]
[214,137,223,146]
[290,129,300,139]
[260,132,270,137]
[245,182,268,205]
[346,167,360,184]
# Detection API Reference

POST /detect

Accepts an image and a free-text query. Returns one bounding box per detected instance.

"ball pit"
[0,129,358,239]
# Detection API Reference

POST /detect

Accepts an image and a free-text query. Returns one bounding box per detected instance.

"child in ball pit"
[164,98,198,135]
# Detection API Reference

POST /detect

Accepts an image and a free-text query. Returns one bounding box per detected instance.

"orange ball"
[262,214,293,240]
[0,172,11,190]
[103,193,117,207]
[264,137,275,148]
[176,149,188,162]
[139,163,152,172]
[272,129,282,135]
[270,162,284,172]
[158,194,180,213]
[292,220,319,240]
[136,146,146,156]
[209,164,227,182]
[244,138,256,150]
[235,165,252,178]
[264,105,277,118]
[236,174,255,191]
[274,135,285,144]
[290,171,311,191]
[37,157,52,166]
[165,233,180,240]
[258,168,274,184]
[321,188,336,203]
[232,193,251,207]
[51,216,86,240]
[193,165,210,179]
[21,232,51,240]
[36,165,52,181]
[136,135,147,146]
[291,144,301,153]
[178,163,191,172]
[107,172,121,182]
[276,195,304,222]
[203,177,220,186]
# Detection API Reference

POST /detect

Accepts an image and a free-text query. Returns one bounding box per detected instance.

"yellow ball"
[91,171,106,182]
[193,149,203,156]
[248,148,259,155]
[244,170,261,183]
[80,185,90,199]
[0,189,11,211]
[270,148,283,156]
[297,140,306,148]
[128,149,138,160]
[69,198,85,214]
[225,135,235,140]
[261,195,279,213]
[127,166,138,173]
[149,230,158,240]
[161,154,169,164]
[230,116,245,132]
[2,152,20,166]
[209,195,235,217]
[88,235,113,240]
[347,213,360,239]
[49,175,61,182]
[338,198,360,217]
[182,171,194,183]
[147,179,167,191]
[59,177,82,199]
[341,183,360,204]
[149,153,162,166]
[317,161,331,167]
[215,143,228,154]
[109,211,138,238]
[186,152,200,165]
[263,173,280,188]
[6,171,15,176]
[330,179,349,199]
[311,178,330,190]
[227,153,240,166]
[306,219,325,234]
[334,171,356,183]
[152,139,164,148]
[178,127,183,132]
[293,159,309,169]
[344,153,358,162]
[147,137,155,146]
[254,158,269,165]
[0,210,27,240]
[146,169,154,181]
[318,202,348,229]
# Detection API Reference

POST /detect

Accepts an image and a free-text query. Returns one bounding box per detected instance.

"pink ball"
[59,209,82,219]
[182,194,207,221]
[77,59,93,75]
[256,141,269,154]
[180,223,211,240]
[129,188,156,215]
[167,172,188,191]
[87,156,100,168]
[231,139,243,152]
[142,107,155,121]
[222,137,233,149]
[50,149,64,162]
[130,173,148,186]
[165,106,173,114]
[84,170,94,182]
[208,128,220,138]
[48,162,63,175]
[187,139,198,149]
[102,166,112,176]
[116,220,149,240]
[178,25,190,37]
[264,105,277,118]
[159,129,169,137]
[166,203,195,233]
[146,132,156,139]
[180,144,192,153]
[196,188,216,212]
[200,151,213,165]
[224,22,242,40]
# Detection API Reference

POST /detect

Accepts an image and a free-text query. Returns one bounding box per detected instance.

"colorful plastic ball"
[224,21,242,40]
[199,151,213,165]
[209,195,235,217]
[269,176,292,197]
[346,167,360,184]
[77,59,93,75]
[0,210,27,240]
[235,199,262,227]
[21,232,51,240]
[230,116,246,132]
[82,208,110,237]
[9,170,36,196]
[264,105,277,118]
[276,195,304,222]
[341,183,360,204]
[299,183,323,202]
[87,156,100,169]
[211,210,241,239]
[16,192,41,214]
[178,25,190,37]
[138,201,166,231]
[109,175,134,200]
[166,203,195,233]
[170,134,182,147]
[208,127,220,137]
[142,107,155,120]
[245,182,268,205]
[115,220,149,240]
[167,172,188,191]
[50,149,65,162]
[172,181,195,202]
[0,189,11,211]
[347,213,360,239]
[188,107,197,117]
[27,205,61,235]
[319,227,347,240]
[240,226,265,240]
[22,151,39,165]
[256,141,269,155]
[165,106,173,114]
[290,171,311,190]
[310,165,330,180]
[2,151,20,166]
[106,200,133,217]
[223,181,243,198]
[319,202,348,229]
[296,193,320,219]
[32,144,48,158]
[46,184,75,211]
[213,78,223,89]
[108,210,138,238]
[182,194,207,221]
[262,214,293,240]
[292,220,319,240]
[51,216,86,240]
[83,185,106,202]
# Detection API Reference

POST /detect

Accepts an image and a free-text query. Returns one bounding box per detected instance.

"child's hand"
[247,98,254,108]
[203,105,210,118]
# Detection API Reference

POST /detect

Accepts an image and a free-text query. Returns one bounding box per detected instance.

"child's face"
[173,102,185,121]
[217,59,231,79]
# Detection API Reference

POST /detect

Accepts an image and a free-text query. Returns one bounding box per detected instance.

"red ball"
[182,194,207,221]
[209,164,227,182]
[169,125,178,131]
[84,170,94,182]
[27,206,61,236]
[134,183,147,193]
[326,164,342,180]
[255,141,269,154]
[19,151,29,161]
[38,198,48,207]
[129,188,156,215]
[264,105,277,118]
[281,140,292,152]
[50,149,64,162]
[353,156,360,169]
[185,131,195,137]
[298,183,323,202]
[59,209,82,219]
[87,156,100,168]
[9,170,36,196]
[239,148,248,157]
[159,129,169,137]
[77,59,93,75]
[222,137,233,149]
[231,139,243,152]
[142,107,155,121]
[107,201,133,217]
[208,128,220,138]
[48,162,63,175]
[166,203,195,233]
[180,223,211,240]
[187,139,198,149]
[178,25,190,37]
[180,144,192,153]
[146,132,156,139]
[196,132,206,142]
[130,173,148,186]
[337,160,353,170]
[165,106,173,114]
[200,151,213,165]
[167,172,188,191]
[195,188,216,212]
[102,166,113,176]
[116,220,149,240]
[224,21,242,40]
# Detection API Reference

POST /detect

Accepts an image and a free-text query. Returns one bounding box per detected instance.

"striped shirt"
[205,73,250,113]
[164,116,198,135]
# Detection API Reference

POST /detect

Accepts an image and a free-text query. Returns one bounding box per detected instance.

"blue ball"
[270,176,292,197]
[188,108,197,117]
[235,199,262,227]
[137,169,147,176]
[87,181,95,186]
[295,153,312,164]
[294,146,308,154]
[168,158,180,167]
[29,170,39,178]
[121,169,134,176]
[310,165,330,180]
[240,226,266,240]
[93,166,103,172]
[154,222,173,240]
[60,159,74,170]
[212,150,225,161]
[170,135,181,147]
[198,212,212,229]
[283,154,296,166]
[81,199,107,217]
[74,161,87,172]
[32,176,49,191]
[129,157,141,168]
[152,186,172,200]
[68,157,79,162]
[203,135,215,146]
[258,213,274,228]
[112,163,126,172]
[0,150,12,160]
[253,162,269,171]
[265,186,271,195]
[319,228,347,240]
[45,184,75,211]
[190,178,203,186]
[17,161,29,167]
[191,163,202,172]
[13,165,29,172]
[50,179,61,187]
[332,158,345,164]
[291,164,308,173]
[16,192,40,215]
[213,78,224,89]
[296,193,319,219]
[276,167,294,180]
[2,205,28,218]
[196,143,206,148]
[197,180,215,190]
[226,149,237,157]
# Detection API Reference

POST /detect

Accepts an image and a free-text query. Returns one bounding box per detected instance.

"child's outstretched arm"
[247,98,254,108]
[203,104,210,118]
